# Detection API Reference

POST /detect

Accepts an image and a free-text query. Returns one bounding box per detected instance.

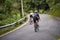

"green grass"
[53,35,60,40]
[0,25,17,35]
[47,3,60,40]
[0,13,21,26]
[0,17,27,35]
[48,3,60,17]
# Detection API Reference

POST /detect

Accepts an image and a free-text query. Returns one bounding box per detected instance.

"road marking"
[0,18,29,37]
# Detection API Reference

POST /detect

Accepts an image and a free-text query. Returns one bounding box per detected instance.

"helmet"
[30,13,33,15]
[34,10,38,12]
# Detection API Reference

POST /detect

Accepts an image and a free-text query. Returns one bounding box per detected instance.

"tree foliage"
[0,0,60,26]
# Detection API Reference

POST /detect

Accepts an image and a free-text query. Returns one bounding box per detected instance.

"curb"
[0,18,29,37]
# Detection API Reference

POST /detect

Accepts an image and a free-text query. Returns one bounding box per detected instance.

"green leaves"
[48,3,60,17]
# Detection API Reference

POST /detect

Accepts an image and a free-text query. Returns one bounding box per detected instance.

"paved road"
[0,14,60,40]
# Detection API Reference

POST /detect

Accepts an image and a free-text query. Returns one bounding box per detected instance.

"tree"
[41,0,50,11]
[5,0,12,15]
[0,0,5,5]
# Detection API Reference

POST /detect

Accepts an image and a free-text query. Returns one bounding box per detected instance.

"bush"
[48,3,60,17]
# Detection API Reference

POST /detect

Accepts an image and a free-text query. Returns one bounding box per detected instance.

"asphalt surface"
[0,14,60,40]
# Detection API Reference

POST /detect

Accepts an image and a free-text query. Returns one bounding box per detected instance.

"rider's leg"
[34,22,38,32]
[30,18,33,24]
[33,17,38,32]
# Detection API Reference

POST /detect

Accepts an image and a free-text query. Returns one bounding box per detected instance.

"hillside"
[47,3,60,17]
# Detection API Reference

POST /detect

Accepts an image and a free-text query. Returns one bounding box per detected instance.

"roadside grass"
[0,17,27,35]
[48,3,60,17]
[46,3,60,40]
[53,35,60,40]
[0,13,21,26]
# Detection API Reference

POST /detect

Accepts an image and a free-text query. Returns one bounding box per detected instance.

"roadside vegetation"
[0,17,27,35]
[48,3,60,17]
[0,0,60,38]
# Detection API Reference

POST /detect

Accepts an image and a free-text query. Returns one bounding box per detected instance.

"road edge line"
[0,19,29,37]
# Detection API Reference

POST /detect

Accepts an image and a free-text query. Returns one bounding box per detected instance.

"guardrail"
[0,16,27,29]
